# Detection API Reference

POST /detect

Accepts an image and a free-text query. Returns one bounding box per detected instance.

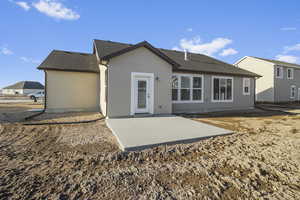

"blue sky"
[1,0,300,88]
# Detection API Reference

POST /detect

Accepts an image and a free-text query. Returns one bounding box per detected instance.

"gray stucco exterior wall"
[172,75,255,113]
[106,47,255,118]
[107,47,173,118]
[274,66,300,102]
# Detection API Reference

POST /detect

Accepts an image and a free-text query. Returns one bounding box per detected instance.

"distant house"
[235,56,300,102]
[2,81,44,95]
[37,39,260,117]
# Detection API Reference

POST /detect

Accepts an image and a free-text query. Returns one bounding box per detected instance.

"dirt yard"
[0,104,299,200]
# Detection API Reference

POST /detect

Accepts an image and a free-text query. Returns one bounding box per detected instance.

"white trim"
[130,72,154,115]
[290,85,296,99]
[233,56,249,66]
[275,66,283,79]
[243,78,251,95]
[287,68,294,79]
[211,76,234,103]
[172,73,204,103]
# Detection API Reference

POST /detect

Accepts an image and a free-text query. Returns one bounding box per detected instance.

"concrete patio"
[106,116,232,151]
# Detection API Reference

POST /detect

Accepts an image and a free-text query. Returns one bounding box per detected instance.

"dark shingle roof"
[251,56,300,69]
[94,39,259,77]
[38,50,99,73]
[3,81,44,89]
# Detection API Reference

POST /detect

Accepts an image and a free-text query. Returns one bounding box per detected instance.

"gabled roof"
[250,56,300,69]
[99,41,180,67]
[38,50,99,73]
[3,81,44,89]
[94,39,260,77]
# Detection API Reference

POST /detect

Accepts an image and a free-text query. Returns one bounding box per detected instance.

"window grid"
[172,74,204,103]
[243,78,250,95]
[212,76,234,102]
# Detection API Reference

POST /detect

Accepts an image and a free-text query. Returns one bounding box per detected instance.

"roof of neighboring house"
[3,81,44,89]
[37,50,99,73]
[249,56,300,69]
[94,39,260,77]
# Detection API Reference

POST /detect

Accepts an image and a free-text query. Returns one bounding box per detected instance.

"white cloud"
[283,43,300,53]
[280,27,297,31]
[20,56,40,63]
[275,54,299,63]
[219,48,238,57]
[32,0,80,20]
[15,1,31,11]
[187,28,193,32]
[1,47,14,55]
[173,36,233,56]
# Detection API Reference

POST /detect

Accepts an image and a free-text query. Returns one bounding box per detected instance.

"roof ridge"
[52,49,93,56]
[251,56,300,67]
[94,39,134,46]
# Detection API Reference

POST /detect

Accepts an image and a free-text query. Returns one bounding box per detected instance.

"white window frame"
[211,76,234,103]
[172,73,204,103]
[243,78,251,95]
[275,66,283,79]
[290,85,296,99]
[287,68,294,79]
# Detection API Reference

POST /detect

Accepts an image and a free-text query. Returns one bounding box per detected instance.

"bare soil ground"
[0,104,300,200]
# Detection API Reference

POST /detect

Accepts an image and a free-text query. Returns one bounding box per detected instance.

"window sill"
[172,100,204,104]
[211,100,234,103]
[243,93,250,96]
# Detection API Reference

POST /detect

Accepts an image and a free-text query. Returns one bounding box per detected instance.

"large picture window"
[172,74,203,102]
[212,76,233,102]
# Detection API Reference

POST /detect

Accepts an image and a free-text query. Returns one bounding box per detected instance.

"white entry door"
[131,72,154,115]
[298,88,300,101]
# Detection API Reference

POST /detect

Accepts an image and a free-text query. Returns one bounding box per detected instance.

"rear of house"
[235,56,300,103]
[37,39,259,118]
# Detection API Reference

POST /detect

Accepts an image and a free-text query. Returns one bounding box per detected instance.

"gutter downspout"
[254,77,256,106]
[25,71,47,120]
[99,59,109,118]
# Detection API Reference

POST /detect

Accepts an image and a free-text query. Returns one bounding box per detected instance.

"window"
[212,76,233,102]
[172,75,178,101]
[290,85,296,98]
[193,77,202,100]
[287,68,294,79]
[172,74,203,102]
[275,66,283,78]
[180,76,191,101]
[243,78,250,95]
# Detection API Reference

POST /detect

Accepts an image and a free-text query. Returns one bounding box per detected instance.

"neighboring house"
[37,39,259,118]
[235,56,300,103]
[2,81,44,95]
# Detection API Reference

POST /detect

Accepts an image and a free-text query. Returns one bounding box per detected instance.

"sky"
[1,0,300,88]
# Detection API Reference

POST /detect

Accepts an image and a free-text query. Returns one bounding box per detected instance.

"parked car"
[28,91,44,102]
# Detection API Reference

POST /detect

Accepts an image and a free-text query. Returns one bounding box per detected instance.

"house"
[235,56,300,103]
[37,40,260,118]
[2,81,44,95]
